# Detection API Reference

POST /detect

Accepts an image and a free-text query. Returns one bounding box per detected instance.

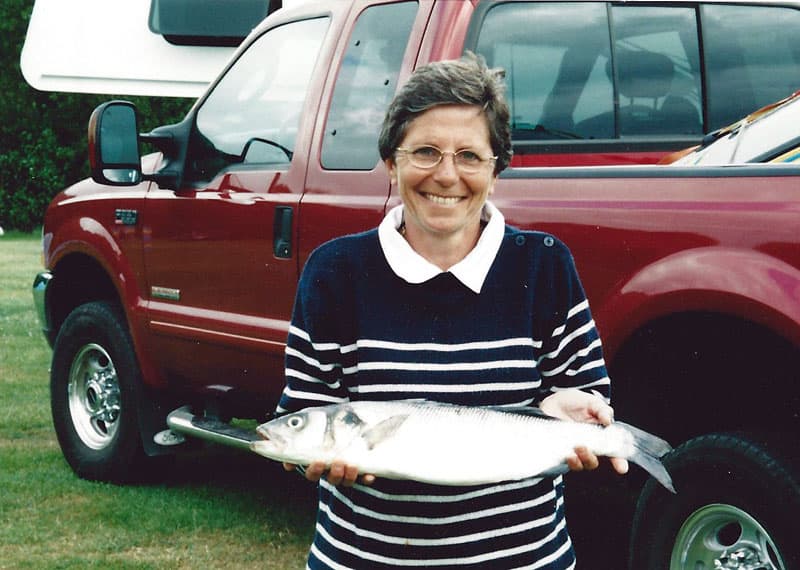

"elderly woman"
[276,52,627,569]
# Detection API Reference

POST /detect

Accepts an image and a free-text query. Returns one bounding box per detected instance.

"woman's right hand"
[283,460,376,487]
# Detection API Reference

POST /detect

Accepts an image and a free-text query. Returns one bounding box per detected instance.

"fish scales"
[251,400,675,492]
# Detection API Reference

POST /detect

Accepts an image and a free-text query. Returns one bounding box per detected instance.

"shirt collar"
[378,201,505,294]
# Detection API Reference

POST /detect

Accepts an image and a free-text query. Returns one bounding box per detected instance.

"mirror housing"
[88,101,143,186]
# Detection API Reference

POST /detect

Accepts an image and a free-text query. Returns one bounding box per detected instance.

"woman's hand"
[283,460,376,487]
[539,389,629,475]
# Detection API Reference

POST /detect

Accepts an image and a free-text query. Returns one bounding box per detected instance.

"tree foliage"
[0,0,192,231]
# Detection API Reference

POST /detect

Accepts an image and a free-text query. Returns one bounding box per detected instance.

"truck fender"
[46,215,164,390]
[597,246,800,359]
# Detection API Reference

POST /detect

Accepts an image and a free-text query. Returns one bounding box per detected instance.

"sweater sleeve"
[535,240,611,402]
[275,244,353,416]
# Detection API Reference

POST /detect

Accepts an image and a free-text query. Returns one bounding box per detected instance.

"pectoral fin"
[362,415,408,449]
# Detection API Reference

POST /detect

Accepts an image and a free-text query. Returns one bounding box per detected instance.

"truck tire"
[51,301,147,482]
[628,433,797,570]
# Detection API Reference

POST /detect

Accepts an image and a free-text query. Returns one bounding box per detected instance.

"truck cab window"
[476,3,702,143]
[186,16,329,183]
[475,3,612,141]
[608,5,701,137]
[321,2,417,170]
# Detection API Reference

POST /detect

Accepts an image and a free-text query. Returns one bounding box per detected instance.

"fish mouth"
[256,425,285,446]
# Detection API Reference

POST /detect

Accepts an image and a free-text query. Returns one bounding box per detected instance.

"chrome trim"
[166,406,259,451]
[151,286,181,301]
[32,271,53,339]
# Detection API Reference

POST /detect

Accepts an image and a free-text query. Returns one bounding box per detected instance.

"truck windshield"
[188,16,329,182]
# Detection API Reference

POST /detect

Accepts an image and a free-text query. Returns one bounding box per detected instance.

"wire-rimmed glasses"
[395,145,497,173]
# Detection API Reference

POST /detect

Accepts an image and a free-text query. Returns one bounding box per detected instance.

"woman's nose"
[432,152,459,181]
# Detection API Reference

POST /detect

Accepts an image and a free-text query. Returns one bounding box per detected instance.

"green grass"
[0,232,316,569]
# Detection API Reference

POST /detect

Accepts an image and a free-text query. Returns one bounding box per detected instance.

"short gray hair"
[378,52,512,174]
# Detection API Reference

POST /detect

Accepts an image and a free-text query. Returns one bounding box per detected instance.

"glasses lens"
[454,150,482,172]
[409,146,441,168]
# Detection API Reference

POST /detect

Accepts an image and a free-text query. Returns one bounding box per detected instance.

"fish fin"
[401,401,558,420]
[362,415,409,450]
[482,405,559,420]
[617,421,676,494]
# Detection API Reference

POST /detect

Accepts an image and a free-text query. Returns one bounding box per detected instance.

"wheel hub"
[671,504,785,570]
[715,546,771,570]
[68,343,121,450]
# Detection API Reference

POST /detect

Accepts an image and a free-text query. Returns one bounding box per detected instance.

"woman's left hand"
[539,389,629,475]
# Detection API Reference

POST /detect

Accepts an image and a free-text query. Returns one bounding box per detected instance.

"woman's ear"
[384,158,397,184]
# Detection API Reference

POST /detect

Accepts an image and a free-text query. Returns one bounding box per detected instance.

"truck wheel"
[51,301,146,482]
[628,433,797,570]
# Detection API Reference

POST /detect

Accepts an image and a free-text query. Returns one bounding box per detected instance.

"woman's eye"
[457,150,481,164]
[412,146,440,159]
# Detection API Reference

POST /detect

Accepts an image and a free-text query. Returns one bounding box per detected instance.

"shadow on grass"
[160,443,319,520]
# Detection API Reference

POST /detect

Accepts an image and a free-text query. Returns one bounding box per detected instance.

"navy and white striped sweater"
[277,207,610,569]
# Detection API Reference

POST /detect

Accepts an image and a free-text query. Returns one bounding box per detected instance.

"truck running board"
[166,406,260,451]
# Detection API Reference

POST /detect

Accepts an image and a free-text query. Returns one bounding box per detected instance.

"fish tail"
[616,422,676,494]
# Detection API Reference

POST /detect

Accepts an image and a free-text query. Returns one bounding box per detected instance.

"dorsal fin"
[481,405,558,420]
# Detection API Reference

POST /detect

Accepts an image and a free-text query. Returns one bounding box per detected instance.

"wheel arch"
[44,215,164,390]
[593,246,800,444]
[47,252,120,344]
[608,310,800,447]
[596,246,800,362]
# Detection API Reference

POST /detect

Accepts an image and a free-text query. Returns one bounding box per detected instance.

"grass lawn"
[0,232,316,569]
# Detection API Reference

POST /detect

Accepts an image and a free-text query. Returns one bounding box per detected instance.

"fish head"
[252,408,332,464]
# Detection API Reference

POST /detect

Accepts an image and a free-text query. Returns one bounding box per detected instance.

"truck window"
[186,16,329,183]
[473,1,800,145]
[475,3,612,140]
[474,2,702,142]
[608,5,701,138]
[321,2,417,170]
[702,4,800,130]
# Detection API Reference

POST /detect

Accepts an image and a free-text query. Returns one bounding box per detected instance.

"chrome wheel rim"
[670,503,785,570]
[67,343,121,450]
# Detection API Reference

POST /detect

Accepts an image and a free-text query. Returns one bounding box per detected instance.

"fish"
[251,400,675,492]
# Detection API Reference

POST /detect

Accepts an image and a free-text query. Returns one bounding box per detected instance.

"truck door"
[141,14,331,407]
[299,0,424,266]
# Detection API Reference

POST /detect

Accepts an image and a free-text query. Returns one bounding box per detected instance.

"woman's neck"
[402,222,482,271]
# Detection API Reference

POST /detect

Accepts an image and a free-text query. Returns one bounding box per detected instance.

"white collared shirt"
[377,201,506,294]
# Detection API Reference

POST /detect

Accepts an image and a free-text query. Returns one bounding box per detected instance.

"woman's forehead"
[402,104,491,147]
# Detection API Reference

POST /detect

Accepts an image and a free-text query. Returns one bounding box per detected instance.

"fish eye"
[287,415,305,429]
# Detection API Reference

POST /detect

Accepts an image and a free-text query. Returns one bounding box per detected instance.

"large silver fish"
[251,400,675,492]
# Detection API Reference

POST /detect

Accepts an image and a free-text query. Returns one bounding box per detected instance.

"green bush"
[0,0,192,231]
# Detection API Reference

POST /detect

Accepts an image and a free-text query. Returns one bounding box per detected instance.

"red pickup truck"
[33,1,799,567]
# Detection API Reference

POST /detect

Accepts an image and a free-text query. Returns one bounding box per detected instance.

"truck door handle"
[273,206,293,258]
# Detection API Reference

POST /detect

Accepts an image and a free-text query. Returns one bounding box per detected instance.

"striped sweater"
[277,204,610,569]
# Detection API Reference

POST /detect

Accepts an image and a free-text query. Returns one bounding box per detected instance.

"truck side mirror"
[88,101,143,186]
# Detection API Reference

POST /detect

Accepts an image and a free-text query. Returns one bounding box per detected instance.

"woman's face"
[384,104,497,246]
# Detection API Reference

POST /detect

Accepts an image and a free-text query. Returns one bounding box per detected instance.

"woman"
[277,52,627,569]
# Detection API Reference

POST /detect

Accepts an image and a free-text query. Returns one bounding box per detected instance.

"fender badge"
[151,286,181,301]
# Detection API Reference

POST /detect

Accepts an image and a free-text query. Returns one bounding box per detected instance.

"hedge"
[1,0,192,231]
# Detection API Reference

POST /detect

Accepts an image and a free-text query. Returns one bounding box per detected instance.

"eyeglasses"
[395,146,497,173]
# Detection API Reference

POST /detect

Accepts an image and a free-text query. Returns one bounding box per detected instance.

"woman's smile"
[422,192,464,206]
